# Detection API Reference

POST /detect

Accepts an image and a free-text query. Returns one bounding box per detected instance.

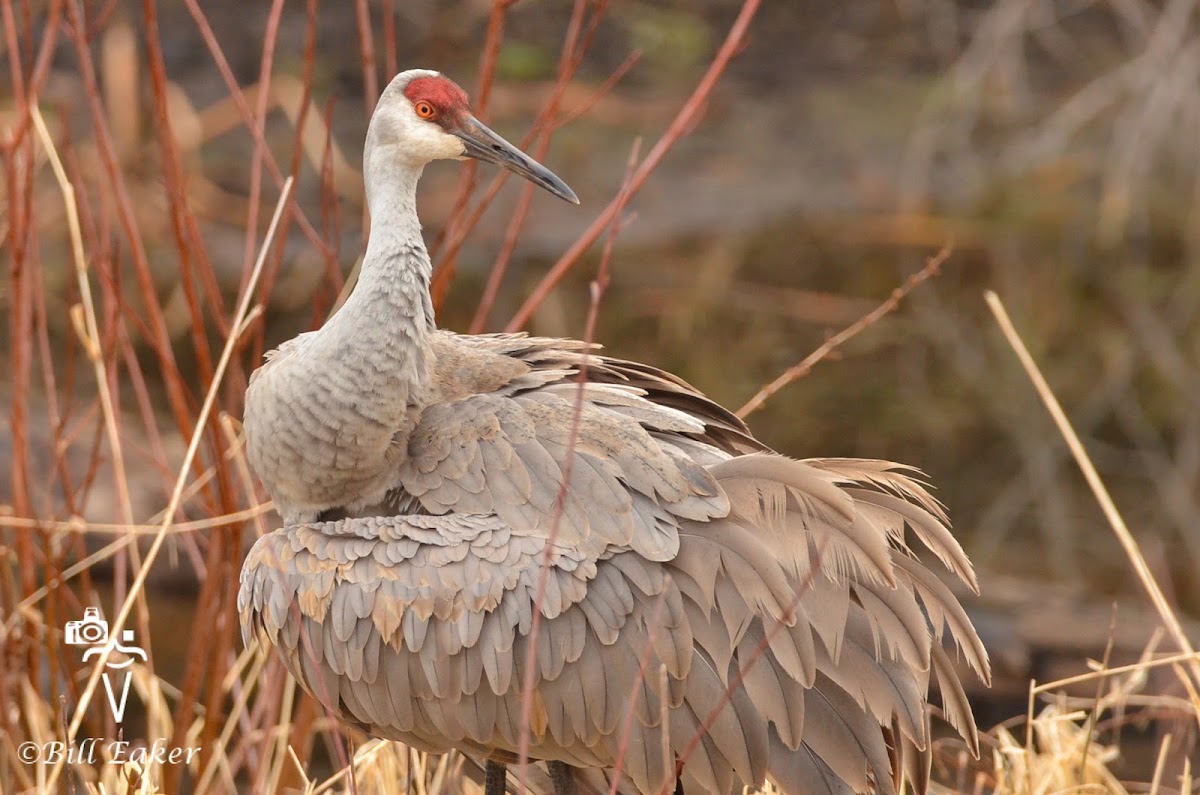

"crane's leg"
[547,761,576,795]
[485,760,508,795]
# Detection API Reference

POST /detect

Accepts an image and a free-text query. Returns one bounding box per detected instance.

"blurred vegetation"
[6,0,1200,791]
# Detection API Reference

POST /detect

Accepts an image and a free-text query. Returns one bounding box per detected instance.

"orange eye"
[415,101,436,119]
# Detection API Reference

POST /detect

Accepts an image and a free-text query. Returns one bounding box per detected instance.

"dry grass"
[4,1,1200,794]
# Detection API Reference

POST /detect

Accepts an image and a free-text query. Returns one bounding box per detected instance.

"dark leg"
[486,760,508,795]
[547,760,577,795]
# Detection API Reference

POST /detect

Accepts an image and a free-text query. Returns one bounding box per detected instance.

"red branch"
[505,0,763,332]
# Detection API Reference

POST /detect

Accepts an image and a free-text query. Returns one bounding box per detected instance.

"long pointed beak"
[453,115,580,204]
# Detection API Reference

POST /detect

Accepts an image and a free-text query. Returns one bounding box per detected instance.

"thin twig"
[31,103,160,747]
[738,240,953,418]
[516,134,642,790]
[608,584,668,794]
[669,538,830,793]
[985,290,1200,690]
[193,645,270,793]
[466,0,597,331]
[427,0,512,269]
[179,0,330,258]
[0,504,272,536]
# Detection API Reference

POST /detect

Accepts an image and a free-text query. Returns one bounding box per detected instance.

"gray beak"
[453,115,580,205]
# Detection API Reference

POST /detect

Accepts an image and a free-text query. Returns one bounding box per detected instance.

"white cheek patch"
[393,119,464,164]
[367,90,471,165]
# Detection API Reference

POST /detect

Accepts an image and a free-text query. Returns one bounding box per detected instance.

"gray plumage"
[238,68,990,795]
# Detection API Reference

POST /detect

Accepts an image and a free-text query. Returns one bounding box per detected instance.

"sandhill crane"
[238,68,989,795]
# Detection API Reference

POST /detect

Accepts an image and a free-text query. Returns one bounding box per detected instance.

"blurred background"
[5,0,1200,791]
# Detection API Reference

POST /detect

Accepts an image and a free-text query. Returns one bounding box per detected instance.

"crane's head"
[366,69,579,204]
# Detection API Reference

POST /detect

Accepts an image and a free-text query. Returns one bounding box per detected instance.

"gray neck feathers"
[319,157,435,408]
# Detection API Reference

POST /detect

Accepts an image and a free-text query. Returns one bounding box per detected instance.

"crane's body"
[239,69,989,795]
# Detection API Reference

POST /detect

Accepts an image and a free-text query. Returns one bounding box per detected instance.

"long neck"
[320,160,435,405]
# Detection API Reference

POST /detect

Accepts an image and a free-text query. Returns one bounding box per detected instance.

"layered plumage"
[238,69,989,795]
